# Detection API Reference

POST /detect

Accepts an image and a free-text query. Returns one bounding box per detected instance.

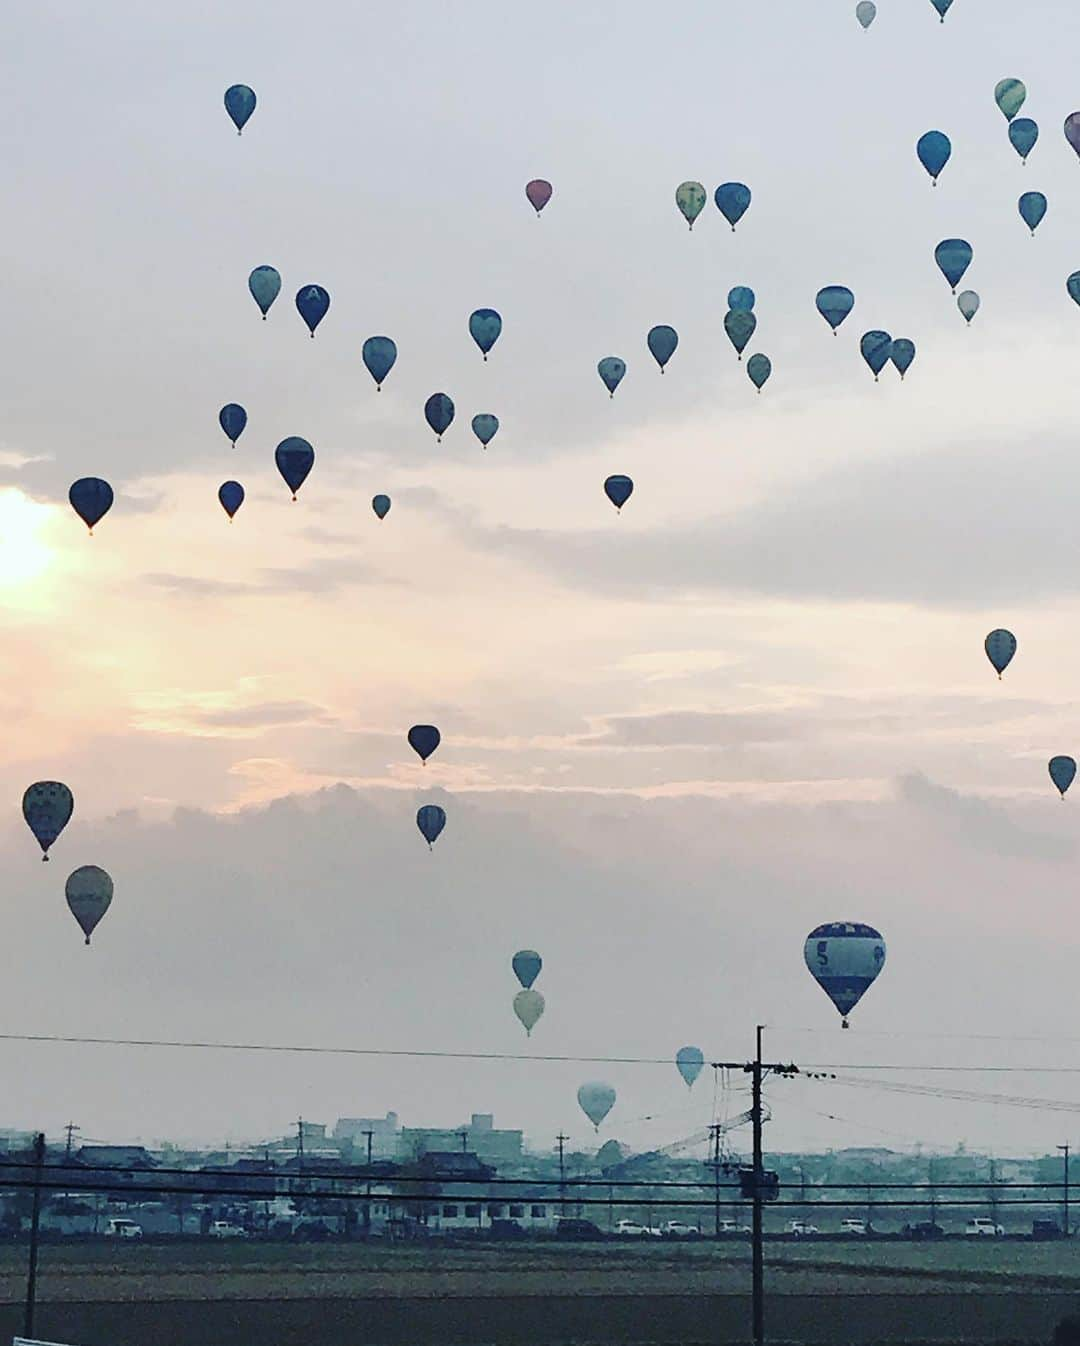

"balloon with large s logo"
[804,922,886,1028]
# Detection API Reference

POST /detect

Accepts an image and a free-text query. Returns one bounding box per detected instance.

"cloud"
[144,556,390,599]
[192,700,334,729]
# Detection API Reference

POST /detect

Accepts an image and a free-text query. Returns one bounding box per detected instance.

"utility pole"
[1059,1145,1071,1237]
[63,1122,80,1159]
[708,1122,722,1237]
[296,1117,305,1170]
[23,1132,45,1341]
[556,1133,568,1219]
[363,1130,374,1238]
[458,1128,469,1155]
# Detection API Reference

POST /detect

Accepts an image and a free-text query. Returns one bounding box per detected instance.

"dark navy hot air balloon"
[929,0,953,20]
[65,865,113,945]
[891,339,916,380]
[425,393,455,441]
[526,180,553,215]
[747,353,772,392]
[917,131,952,185]
[724,311,756,361]
[816,286,855,334]
[935,239,973,293]
[23,781,73,861]
[472,414,499,448]
[69,479,113,534]
[224,84,256,134]
[984,629,1016,679]
[469,309,502,361]
[1068,273,1080,308]
[676,1046,705,1088]
[417,804,446,849]
[296,286,330,338]
[1050,756,1077,799]
[372,494,391,520]
[219,403,247,446]
[1019,191,1047,234]
[218,481,244,520]
[604,475,633,512]
[715,182,751,231]
[512,950,543,989]
[860,332,893,382]
[728,286,756,313]
[647,325,679,372]
[805,922,886,1028]
[597,357,626,398]
[363,337,397,390]
[275,437,314,500]
[1065,113,1080,161]
[1010,118,1039,164]
[408,725,441,764]
[248,266,281,319]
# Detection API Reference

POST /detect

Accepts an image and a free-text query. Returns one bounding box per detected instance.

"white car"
[840,1219,869,1235]
[786,1220,819,1237]
[718,1219,751,1234]
[208,1221,249,1238]
[966,1218,1004,1237]
[661,1221,701,1237]
[104,1217,143,1239]
[615,1219,651,1236]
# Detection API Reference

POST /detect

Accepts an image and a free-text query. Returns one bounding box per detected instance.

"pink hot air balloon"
[1066,113,1080,160]
[526,179,553,215]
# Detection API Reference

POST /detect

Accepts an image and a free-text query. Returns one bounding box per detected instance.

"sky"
[3,0,1080,1159]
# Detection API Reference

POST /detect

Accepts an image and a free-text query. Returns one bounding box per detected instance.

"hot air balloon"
[647,325,679,373]
[1019,191,1047,234]
[526,179,553,215]
[715,182,751,231]
[597,357,626,398]
[891,339,916,380]
[224,84,256,134]
[984,629,1016,679]
[804,922,886,1028]
[676,1046,705,1088]
[425,393,455,441]
[577,1082,616,1131]
[1068,273,1080,307]
[417,804,446,848]
[676,182,707,230]
[935,239,973,293]
[249,265,281,319]
[372,494,391,520]
[930,0,953,18]
[469,309,502,361]
[65,865,113,946]
[362,337,397,390]
[604,475,633,512]
[22,782,73,861]
[218,481,244,519]
[917,131,952,185]
[724,311,756,361]
[472,414,499,448]
[728,286,756,313]
[408,725,441,763]
[995,79,1026,123]
[1009,118,1039,163]
[816,286,855,333]
[860,331,893,381]
[275,437,314,500]
[856,1,877,28]
[1050,756,1076,798]
[69,479,113,534]
[1066,113,1080,161]
[747,353,772,392]
[958,290,981,324]
[512,949,542,989]
[296,285,330,338]
[514,989,545,1037]
[219,403,247,446]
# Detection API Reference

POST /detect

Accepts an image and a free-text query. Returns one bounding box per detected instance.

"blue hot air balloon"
[218,481,244,519]
[219,403,247,446]
[425,393,455,441]
[275,437,314,500]
[984,629,1017,679]
[1019,191,1047,234]
[917,131,952,185]
[296,285,330,338]
[408,725,441,763]
[647,325,679,373]
[715,182,751,230]
[935,239,973,293]
[417,804,446,849]
[597,357,626,398]
[69,478,113,534]
[604,475,633,512]
[860,331,893,382]
[372,494,391,520]
[728,286,756,313]
[724,311,757,361]
[676,1046,705,1088]
[362,337,397,390]
[472,414,499,448]
[248,265,281,319]
[1050,756,1077,798]
[856,1,877,28]
[512,949,543,989]
[1009,118,1039,164]
[930,0,953,19]
[816,286,855,334]
[747,353,772,392]
[805,923,886,1027]
[1068,273,1080,307]
[22,781,74,861]
[891,339,916,380]
[995,79,1027,123]
[469,309,502,361]
[224,84,256,134]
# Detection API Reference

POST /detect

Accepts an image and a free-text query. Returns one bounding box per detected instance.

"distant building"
[333,1112,400,1159]
[400,1114,523,1168]
[76,1145,157,1169]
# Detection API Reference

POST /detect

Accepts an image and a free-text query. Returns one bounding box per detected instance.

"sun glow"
[0,488,55,591]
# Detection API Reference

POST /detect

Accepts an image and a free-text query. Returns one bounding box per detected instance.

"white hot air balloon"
[65,865,114,945]
[577,1081,616,1131]
[513,988,545,1036]
[957,291,981,325]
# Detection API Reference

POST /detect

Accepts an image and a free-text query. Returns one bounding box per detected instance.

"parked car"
[615,1219,651,1236]
[661,1221,701,1238]
[554,1217,604,1241]
[208,1221,249,1239]
[840,1219,869,1236]
[489,1218,525,1239]
[965,1218,1004,1237]
[903,1221,945,1241]
[1033,1219,1065,1241]
[718,1219,751,1235]
[786,1220,819,1237]
[104,1218,143,1239]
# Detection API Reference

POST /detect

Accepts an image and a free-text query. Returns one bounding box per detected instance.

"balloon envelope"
[296,285,330,337]
[728,286,756,313]
[995,79,1026,123]
[425,393,455,439]
[1018,191,1047,234]
[675,181,707,229]
[935,239,973,292]
[248,265,281,318]
[715,182,751,230]
[816,286,855,332]
[69,478,113,532]
[724,310,757,358]
[469,308,502,359]
[526,179,553,214]
[472,414,499,448]
[417,804,446,847]
[577,1082,616,1129]
[604,475,634,511]
[22,782,73,860]
[747,353,772,391]
[372,494,391,520]
[275,437,314,499]
[513,989,545,1036]
[1009,118,1039,162]
[408,725,441,763]
[512,949,543,989]
[676,1046,705,1088]
[856,1,876,27]
[362,337,397,389]
[930,0,953,16]
[1068,273,1080,307]
[647,325,679,371]
[597,357,626,397]
[65,864,113,945]
[860,331,893,380]
[218,481,244,519]
[916,130,952,183]
[805,922,886,1024]
[958,290,981,323]
[224,84,256,133]
[1066,113,1080,158]
[219,403,247,445]
[1050,756,1077,797]
[891,339,916,379]
[984,629,1017,677]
